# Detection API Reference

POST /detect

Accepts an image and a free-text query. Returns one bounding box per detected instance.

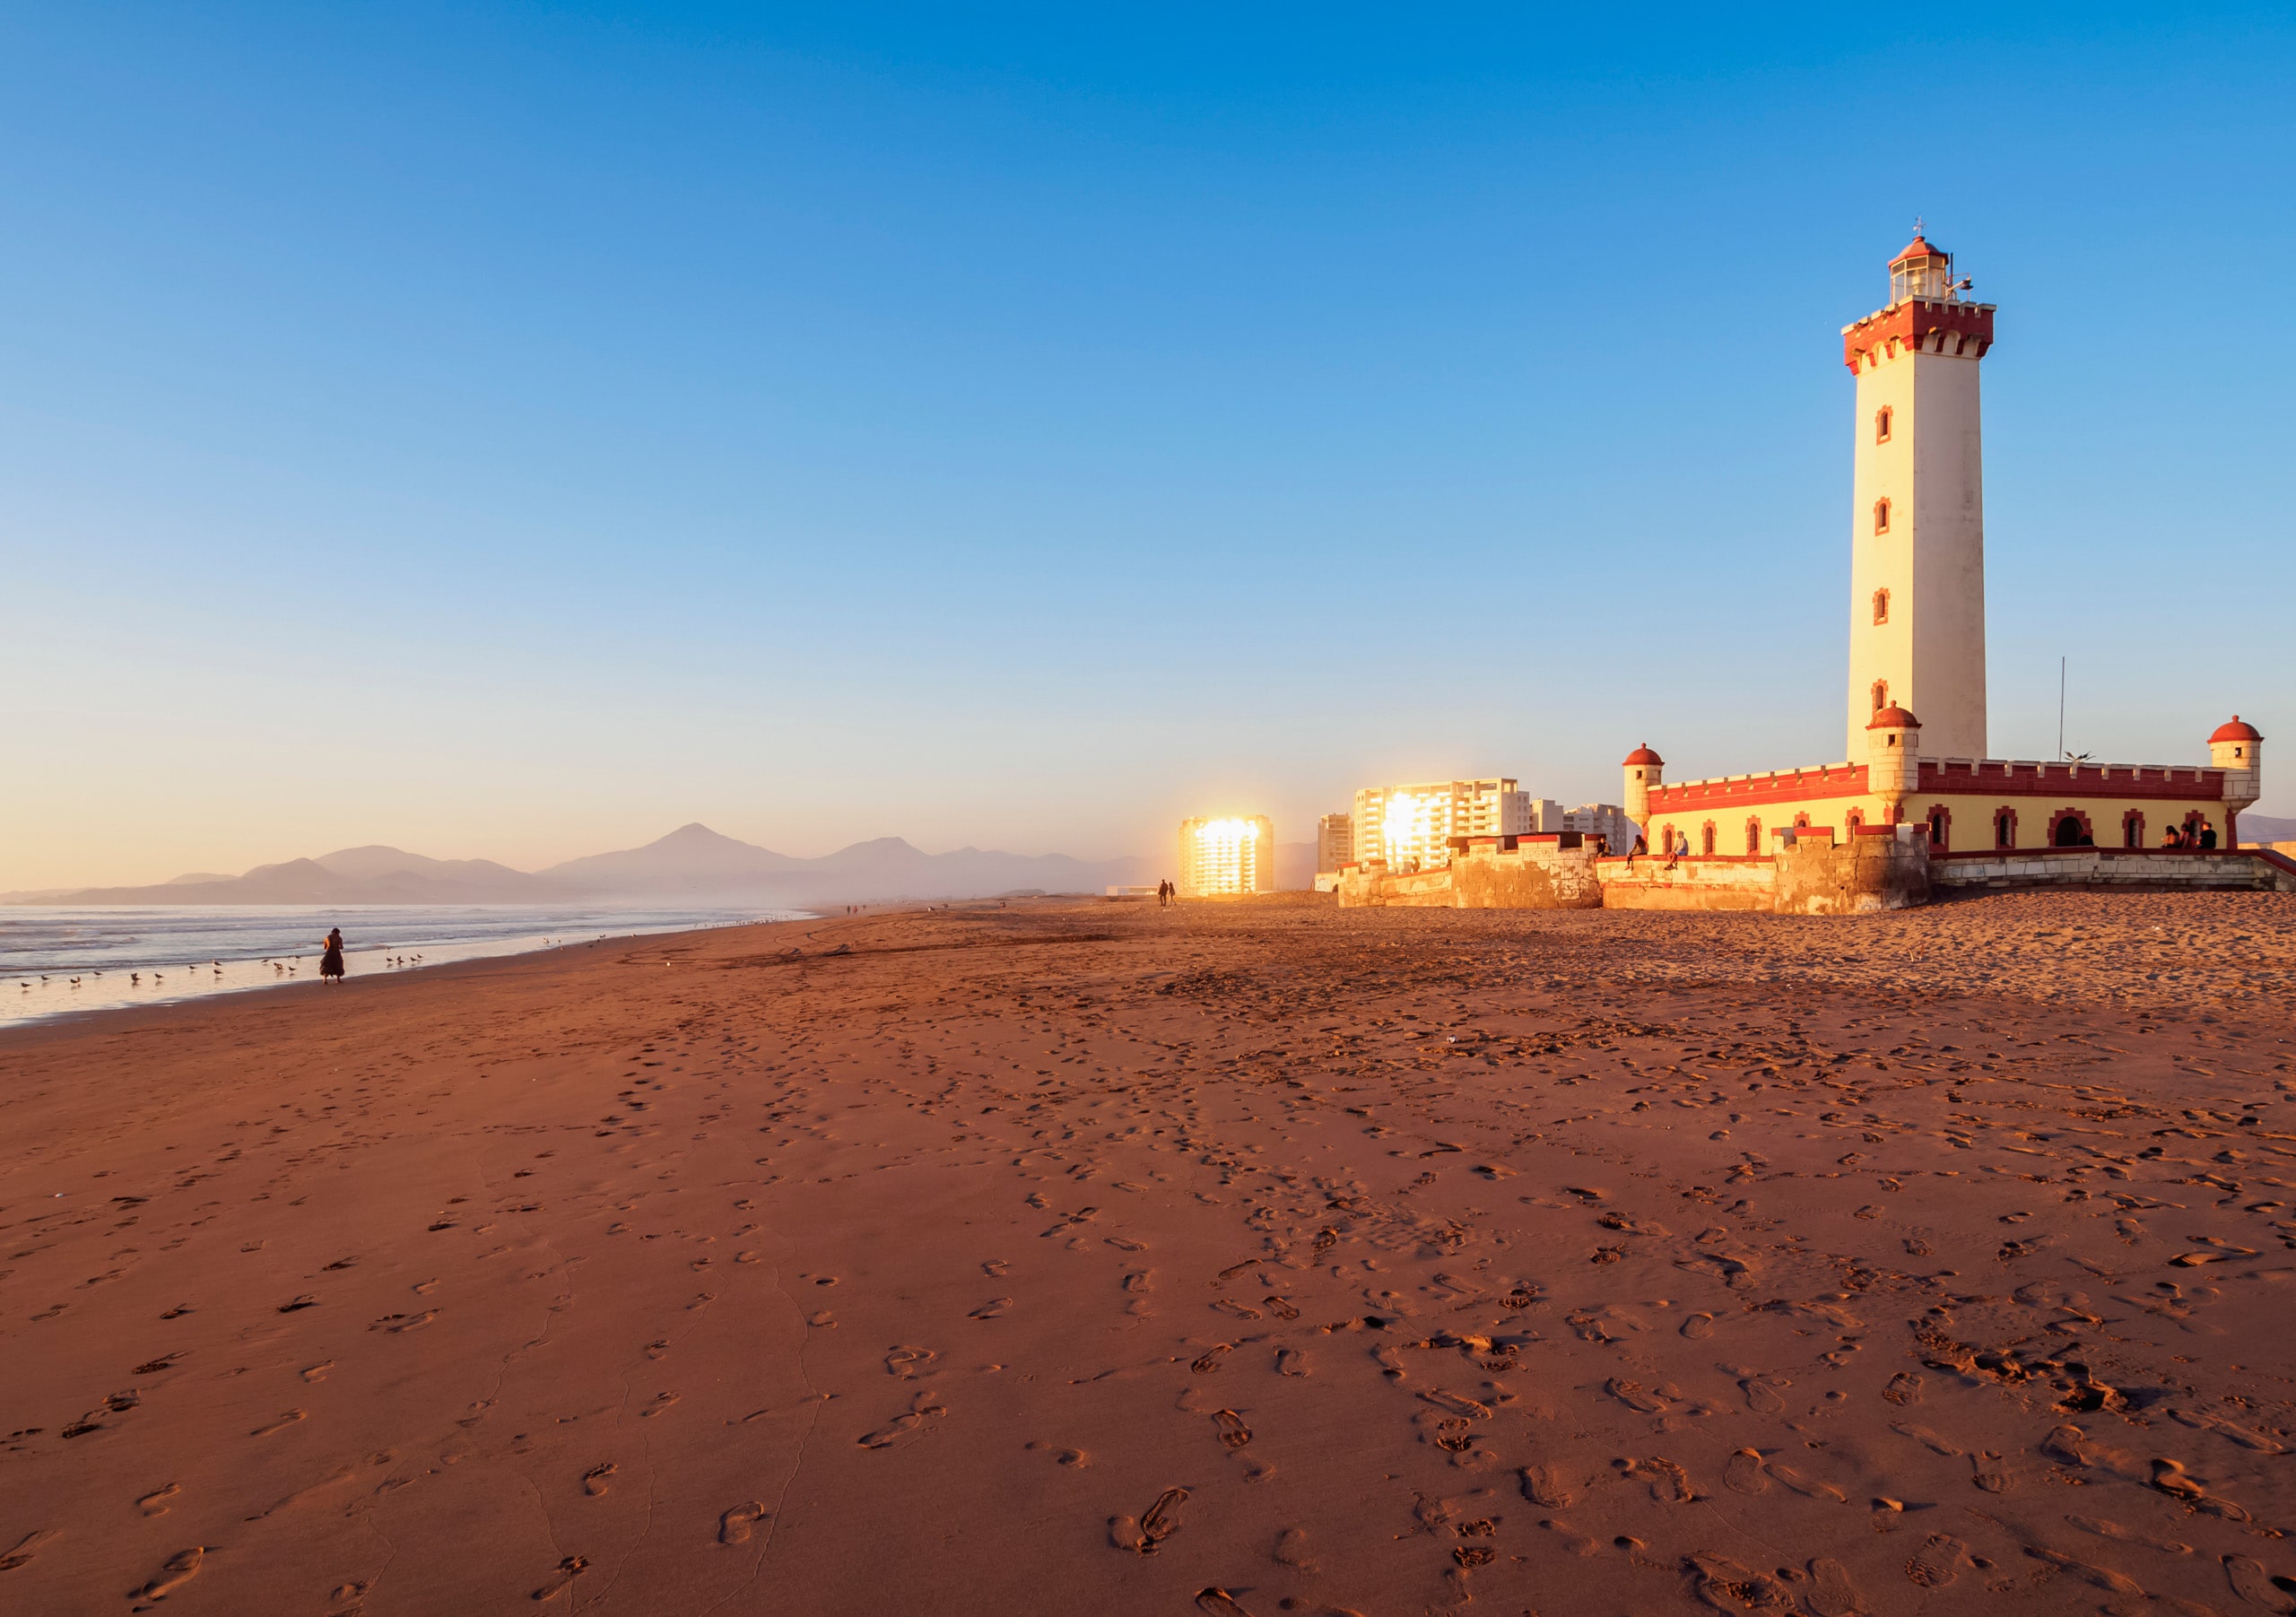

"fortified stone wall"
[1333,863,1456,908]
[1773,835,1931,915]
[1448,841,1604,910]
[1594,856,1774,913]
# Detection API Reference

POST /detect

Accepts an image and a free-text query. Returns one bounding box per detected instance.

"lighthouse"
[1841,233,1996,761]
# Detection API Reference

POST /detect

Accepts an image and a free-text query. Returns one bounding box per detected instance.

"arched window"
[2054,813,2085,848]
[1700,822,1717,856]
[1994,808,2016,849]
[1875,406,1892,444]
[1872,588,1890,625]
[1872,680,1889,713]
[1928,806,1950,848]
[2122,810,2144,848]
[1745,818,1762,855]
[1845,808,1865,835]
[1874,498,1891,535]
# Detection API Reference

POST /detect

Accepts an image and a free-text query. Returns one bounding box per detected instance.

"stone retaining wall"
[1933,848,2296,893]
[1336,841,2293,914]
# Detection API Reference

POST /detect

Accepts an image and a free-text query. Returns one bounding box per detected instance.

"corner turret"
[2210,717,2263,819]
[1622,744,1664,839]
[1866,704,1921,819]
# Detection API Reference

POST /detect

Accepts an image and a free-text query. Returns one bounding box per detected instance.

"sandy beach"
[5,890,2296,1615]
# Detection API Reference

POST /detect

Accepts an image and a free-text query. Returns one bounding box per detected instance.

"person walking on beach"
[318,927,346,985]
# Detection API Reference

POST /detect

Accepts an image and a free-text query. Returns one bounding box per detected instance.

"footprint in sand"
[2065,1514,2189,1555]
[300,1361,333,1384]
[1889,1421,1961,1456]
[1969,1451,2011,1492]
[1195,1588,1253,1615]
[1804,1557,1868,1617]
[1521,1465,1575,1508]
[857,1395,946,1450]
[1142,1486,1188,1548]
[1274,1347,1307,1378]
[136,1547,204,1599]
[1904,1534,1969,1587]
[251,1410,307,1438]
[1191,1344,1232,1374]
[1212,1409,1252,1450]
[1738,1377,1786,1413]
[885,1346,939,1379]
[582,1463,616,1497]
[2224,1554,2296,1612]
[1272,1526,1317,1572]
[1724,1450,1768,1496]
[137,1483,180,1517]
[969,1298,1013,1320]
[640,1393,680,1418]
[718,1502,769,1544]
[0,1530,60,1571]
[1680,1311,1714,1339]
[530,1555,587,1602]
[1881,1372,1923,1406]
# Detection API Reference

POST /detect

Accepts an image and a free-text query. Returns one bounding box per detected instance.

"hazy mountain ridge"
[9,823,1167,907]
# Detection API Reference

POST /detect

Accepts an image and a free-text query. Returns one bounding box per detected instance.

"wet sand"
[4,890,2296,1615]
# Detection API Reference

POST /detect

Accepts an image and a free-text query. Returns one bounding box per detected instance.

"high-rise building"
[1315,813,1352,874]
[1842,231,1995,761]
[1177,816,1275,897]
[1352,779,1530,872]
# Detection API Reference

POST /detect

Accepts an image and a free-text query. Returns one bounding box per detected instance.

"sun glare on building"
[1177,815,1274,897]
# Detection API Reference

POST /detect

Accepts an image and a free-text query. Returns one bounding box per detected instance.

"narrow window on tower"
[1872,588,1890,625]
[1872,680,1888,713]
[1874,498,1892,535]
[1875,406,1892,444]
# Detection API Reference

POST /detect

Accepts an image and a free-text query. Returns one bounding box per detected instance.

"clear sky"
[4,4,2292,890]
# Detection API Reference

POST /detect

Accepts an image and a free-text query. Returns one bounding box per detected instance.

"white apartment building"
[1177,816,1275,897]
[1352,778,1531,873]
[1316,813,1353,874]
[1561,803,1638,853]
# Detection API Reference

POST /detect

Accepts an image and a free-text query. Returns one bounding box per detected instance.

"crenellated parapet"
[1842,299,1996,370]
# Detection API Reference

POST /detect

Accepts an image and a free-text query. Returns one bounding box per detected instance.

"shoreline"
[4,891,2293,1613]
[0,906,806,1030]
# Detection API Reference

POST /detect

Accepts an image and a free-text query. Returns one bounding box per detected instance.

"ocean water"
[0,905,806,1027]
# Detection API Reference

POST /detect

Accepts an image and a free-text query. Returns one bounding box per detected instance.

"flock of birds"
[13,936,603,997]
[18,950,430,993]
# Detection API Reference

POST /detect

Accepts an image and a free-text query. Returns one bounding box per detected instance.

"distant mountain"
[15,824,1161,908]
[538,822,803,892]
[2244,813,2296,844]
[537,825,1154,905]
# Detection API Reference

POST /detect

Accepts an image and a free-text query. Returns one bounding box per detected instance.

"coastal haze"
[4,7,2294,1617]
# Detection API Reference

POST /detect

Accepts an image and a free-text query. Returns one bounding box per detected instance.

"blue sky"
[4,4,2292,886]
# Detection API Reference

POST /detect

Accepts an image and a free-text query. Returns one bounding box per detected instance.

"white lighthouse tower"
[1842,232,1996,761]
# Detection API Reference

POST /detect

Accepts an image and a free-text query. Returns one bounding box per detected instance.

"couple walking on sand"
[1155,879,1176,907]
